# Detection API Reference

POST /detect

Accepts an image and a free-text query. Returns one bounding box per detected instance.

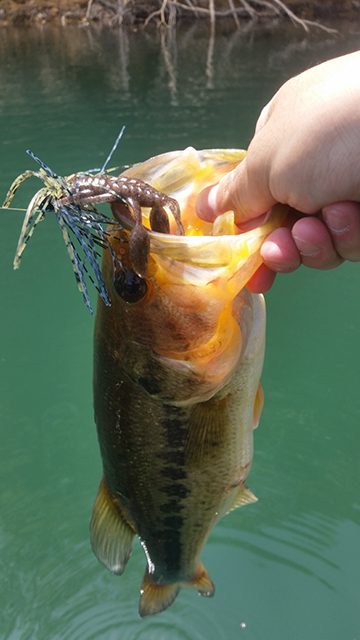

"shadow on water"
[0,21,358,179]
[0,21,348,102]
[1,19,360,640]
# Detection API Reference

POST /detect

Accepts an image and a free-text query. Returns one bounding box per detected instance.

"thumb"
[196,155,276,225]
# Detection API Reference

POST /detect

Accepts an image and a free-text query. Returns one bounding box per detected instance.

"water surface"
[1,20,360,640]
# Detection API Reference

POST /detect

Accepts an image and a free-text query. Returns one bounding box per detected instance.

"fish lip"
[148,229,247,241]
[124,147,246,171]
[147,228,256,270]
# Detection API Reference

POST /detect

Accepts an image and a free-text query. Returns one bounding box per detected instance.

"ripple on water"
[3,534,225,640]
[50,596,227,640]
[213,509,342,590]
[46,569,227,640]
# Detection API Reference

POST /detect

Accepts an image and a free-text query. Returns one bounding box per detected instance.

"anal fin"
[90,478,134,575]
[139,570,180,617]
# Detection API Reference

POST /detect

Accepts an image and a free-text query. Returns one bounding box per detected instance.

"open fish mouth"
[119,147,286,291]
[2,145,285,313]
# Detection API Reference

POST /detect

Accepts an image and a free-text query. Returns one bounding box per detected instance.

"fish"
[90,147,286,616]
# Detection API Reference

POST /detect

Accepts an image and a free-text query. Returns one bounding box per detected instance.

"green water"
[1,21,360,640]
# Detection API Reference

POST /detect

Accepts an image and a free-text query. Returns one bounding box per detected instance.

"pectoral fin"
[253,382,264,429]
[90,479,134,575]
[186,394,230,465]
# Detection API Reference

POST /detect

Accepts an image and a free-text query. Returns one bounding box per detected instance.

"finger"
[254,100,272,133]
[247,264,277,293]
[223,159,276,224]
[322,201,360,261]
[291,217,343,270]
[260,227,301,273]
[196,155,277,224]
[235,212,269,232]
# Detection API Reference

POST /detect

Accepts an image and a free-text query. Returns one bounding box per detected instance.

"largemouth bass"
[91,147,285,616]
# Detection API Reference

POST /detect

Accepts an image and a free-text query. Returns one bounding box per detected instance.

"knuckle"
[269,162,315,214]
[333,243,360,262]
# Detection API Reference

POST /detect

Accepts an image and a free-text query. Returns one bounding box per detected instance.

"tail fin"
[138,562,215,617]
[139,570,180,617]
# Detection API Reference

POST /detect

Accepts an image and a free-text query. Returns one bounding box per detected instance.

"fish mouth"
[6,145,285,314]
[109,200,286,293]
[142,205,287,293]
[112,146,287,285]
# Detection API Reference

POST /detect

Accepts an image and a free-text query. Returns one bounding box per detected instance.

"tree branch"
[85,0,338,33]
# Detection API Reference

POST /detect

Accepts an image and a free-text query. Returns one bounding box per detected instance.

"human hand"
[196,51,360,291]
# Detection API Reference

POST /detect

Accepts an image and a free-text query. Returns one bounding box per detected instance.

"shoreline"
[0,1,358,28]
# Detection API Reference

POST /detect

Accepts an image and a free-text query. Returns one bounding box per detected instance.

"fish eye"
[113,268,147,303]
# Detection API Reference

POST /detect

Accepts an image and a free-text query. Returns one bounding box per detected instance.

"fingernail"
[267,263,298,272]
[322,208,350,234]
[206,184,218,213]
[292,235,321,257]
[196,184,218,221]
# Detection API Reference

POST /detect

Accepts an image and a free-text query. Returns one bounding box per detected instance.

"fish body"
[91,148,285,616]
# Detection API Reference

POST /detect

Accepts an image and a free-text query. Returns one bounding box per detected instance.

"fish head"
[97,148,286,404]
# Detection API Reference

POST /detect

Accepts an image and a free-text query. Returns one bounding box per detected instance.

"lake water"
[1,19,360,640]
